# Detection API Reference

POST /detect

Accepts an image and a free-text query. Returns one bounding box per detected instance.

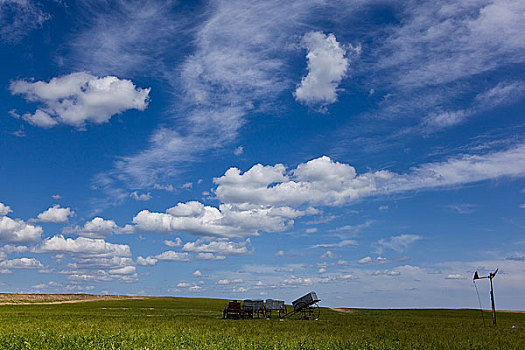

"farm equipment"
[264,299,286,318]
[281,291,320,320]
[243,299,265,318]
[222,292,320,320]
[223,300,243,319]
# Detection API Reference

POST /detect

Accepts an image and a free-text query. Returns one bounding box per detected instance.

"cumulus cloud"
[0,257,43,270]
[154,251,191,262]
[295,31,357,106]
[0,216,42,243]
[283,275,313,286]
[10,72,150,128]
[358,256,408,265]
[372,269,401,277]
[197,252,225,260]
[182,239,252,256]
[214,145,525,207]
[0,202,12,216]
[133,200,309,238]
[63,217,134,238]
[35,204,75,223]
[136,256,158,266]
[37,235,131,257]
[164,238,182,247]
[320,250,339,259]
[445,274,464,280]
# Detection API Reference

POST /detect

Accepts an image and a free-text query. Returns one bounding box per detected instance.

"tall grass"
[0,297,522,349]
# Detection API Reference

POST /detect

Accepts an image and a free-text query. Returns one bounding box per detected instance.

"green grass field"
[0,296,523,349]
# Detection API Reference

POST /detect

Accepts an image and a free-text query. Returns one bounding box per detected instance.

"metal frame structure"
[473,269,498,326]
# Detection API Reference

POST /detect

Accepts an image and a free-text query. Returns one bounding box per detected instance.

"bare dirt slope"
[0,294,143,305]
[331,308,358,313]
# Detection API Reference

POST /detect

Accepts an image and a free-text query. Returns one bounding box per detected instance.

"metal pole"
[490,276,496,326]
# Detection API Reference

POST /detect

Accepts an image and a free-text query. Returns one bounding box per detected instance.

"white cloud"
[181,182,192,190]
[422,82,525,131]
[65,285,95,292]
[358,256,409,265]
[320,250,339,259]
[377,235,422,254]
[35,205,75,223]
[282,275,313,286]
[182,239,252,256]
[196,252,226,260]
[130,191,152,201]
[37,235,131,257]
[136,256,157,266]
[164,238,182,247]
[372,269,401,277]
[193,270,202,277]
[313,240,357,249]
[51,194,61,200]
[189,285,202,292]
[0,257,43,269]
[133,201,308,238]
[0,244,28,255]
[154,184,174,192]
[447,204,476,214]
[295,31,356,106]
[378,0,525,89]
[0,0,49,43]
[445,274,464,280]
[32,281,62,290]
[0,202,12,216]
[0,216,42,243]
[63,217,134,238]
[10,72,150,128]
[154,251,191,262]
[305,227,318,233]
[234,146,244,156]
[214,145,525,207]
[92,0,325,193]
[520,204,525,209]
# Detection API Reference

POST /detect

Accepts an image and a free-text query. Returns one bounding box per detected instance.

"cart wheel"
[278,309,284,319]
[312,303,320,319]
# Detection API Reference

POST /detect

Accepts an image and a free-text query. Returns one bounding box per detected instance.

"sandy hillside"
[0,294,142,305]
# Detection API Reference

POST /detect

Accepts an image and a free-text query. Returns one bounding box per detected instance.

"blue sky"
[0,0,524,309]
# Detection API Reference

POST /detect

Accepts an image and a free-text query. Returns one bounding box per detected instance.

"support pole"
[489,276,496,326]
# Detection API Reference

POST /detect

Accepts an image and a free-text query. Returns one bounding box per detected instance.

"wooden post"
[490,276,496,326]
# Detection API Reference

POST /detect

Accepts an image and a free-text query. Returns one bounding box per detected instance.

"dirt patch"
[0,294,145,305]
[499,310,525,314]
[331,308,357,313]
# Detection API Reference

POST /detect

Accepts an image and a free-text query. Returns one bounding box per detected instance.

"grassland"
[0,295,523,349]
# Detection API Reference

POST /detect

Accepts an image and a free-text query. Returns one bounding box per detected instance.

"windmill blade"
[473,271,480,280]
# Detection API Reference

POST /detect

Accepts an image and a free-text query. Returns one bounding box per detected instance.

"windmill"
[473,268,498,326]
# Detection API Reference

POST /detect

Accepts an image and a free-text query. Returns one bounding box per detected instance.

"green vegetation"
[0,296,523,349]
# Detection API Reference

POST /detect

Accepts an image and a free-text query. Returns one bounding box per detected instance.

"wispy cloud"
[0,0,50,43]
